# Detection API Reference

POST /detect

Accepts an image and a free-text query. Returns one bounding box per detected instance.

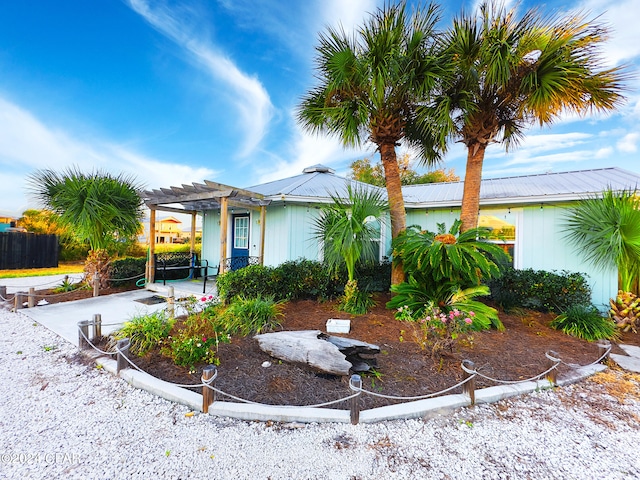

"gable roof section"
[403,167,640,207]
[247,164,386,202]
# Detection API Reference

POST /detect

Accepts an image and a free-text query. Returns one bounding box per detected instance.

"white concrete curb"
[91,351,608,424]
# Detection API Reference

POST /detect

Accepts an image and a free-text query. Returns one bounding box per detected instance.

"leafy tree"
[298,2,445,286]
[312,184,388,313]
[27,167,144,284]
[349,154,459,186]
[428,2,627,231]
[563,188,640,293]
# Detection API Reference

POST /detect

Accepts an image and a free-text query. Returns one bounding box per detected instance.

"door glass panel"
[234,217,249,249]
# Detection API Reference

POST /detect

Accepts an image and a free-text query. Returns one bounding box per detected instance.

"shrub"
[488,267,591,312]
[355,260,392,292]
[550,304,618,341]
[339,279,376,314]
[219,295,284,336]
[114,310,174,355]
[111,257,147,286]
[216,265,276,303]
[167,335,221,371]
[271,259,338,300]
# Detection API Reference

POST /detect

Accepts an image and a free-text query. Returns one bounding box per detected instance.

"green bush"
[114,310,174,355]
[488,267,591,312]
[550,304,618,341]
[219,295,284,336]
[216,265,276,302]
[111,257,147,286]
[339,279,376,314]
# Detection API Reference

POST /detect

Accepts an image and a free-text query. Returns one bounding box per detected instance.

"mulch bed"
[76,289,640,410]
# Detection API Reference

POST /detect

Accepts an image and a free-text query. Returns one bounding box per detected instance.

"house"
[140,216,185,244]
[143,165,640,308]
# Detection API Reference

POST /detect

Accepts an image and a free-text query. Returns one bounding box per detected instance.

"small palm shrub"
[219,295,284,336]
[114,310,174,355]
[339,279,376,315]
[550,304,618,341]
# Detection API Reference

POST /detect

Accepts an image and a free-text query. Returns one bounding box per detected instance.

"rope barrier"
[350,372,476,401]
[77,326,118,356]
[462,352,561,385]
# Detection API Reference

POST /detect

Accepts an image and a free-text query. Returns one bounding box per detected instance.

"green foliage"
[154,243,202,255]
[488,267,592,313]
[388,282,502,331]
[115,310,174,356]
[216,265,276,303]
[349,156,459,186]
[339,279,376,315]
[53,277,80,293]
[550,304,618,341]
[219,295,284,336]
[393,221,508,288]
[26,167,144,252]
[312,184,388,283]
[563,189,640,293]
[167,334,224,371]
[111,257,147,286]
[19,209,89,261]
[398,300,476,357]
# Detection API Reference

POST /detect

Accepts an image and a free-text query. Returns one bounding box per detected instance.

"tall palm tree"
[27,167,144,284]
[427,1,627,231]
[298,1,445,286]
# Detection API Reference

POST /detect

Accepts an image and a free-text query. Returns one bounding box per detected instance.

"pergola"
[142,180,270,282]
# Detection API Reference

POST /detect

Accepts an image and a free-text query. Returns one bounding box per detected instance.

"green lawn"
[0,262,85,279]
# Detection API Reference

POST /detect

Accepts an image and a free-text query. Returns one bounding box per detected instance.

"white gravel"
[1,306,640,480]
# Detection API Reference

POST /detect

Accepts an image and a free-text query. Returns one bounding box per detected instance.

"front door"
[230,214,250,270]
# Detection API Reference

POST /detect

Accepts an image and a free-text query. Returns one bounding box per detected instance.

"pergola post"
[219,197,228,275]
[190,211,197,256]
[148,208,156,284]
[259,204,266,266]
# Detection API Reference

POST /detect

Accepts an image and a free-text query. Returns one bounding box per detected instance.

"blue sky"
[1,0,638,217]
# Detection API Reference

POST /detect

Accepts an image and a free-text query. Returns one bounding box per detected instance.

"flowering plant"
[397,301,475,357]
[166,331,229,373]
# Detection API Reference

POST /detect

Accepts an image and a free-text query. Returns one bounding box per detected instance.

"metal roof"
[403,167,640,207]
[247,164,386,202]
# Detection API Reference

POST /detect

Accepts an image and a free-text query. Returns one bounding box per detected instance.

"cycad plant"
[388,220,508,330]
[563,189,640,293]
[312,184,388,314]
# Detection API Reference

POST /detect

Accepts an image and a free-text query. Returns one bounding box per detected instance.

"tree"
[564,189,640,293]
[349,154,459,186]
[428,1,627,231]
[298,2,445,286]
[312,184,388,313]
[27,167,144,284]
[18,209,89,260]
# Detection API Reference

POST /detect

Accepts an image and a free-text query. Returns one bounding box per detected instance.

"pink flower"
[469,311,475,317]
[201,297,207,302]
[464,318,472,324]
[208,295,213,300]
[453,309,461,317]
[202,336,207,342]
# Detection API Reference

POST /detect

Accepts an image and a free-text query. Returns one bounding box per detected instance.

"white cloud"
[127,0,273,158]
[0,96,218,216]
[617,132,639,153]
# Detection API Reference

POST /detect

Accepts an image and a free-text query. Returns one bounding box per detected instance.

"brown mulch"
[81,291,640,410]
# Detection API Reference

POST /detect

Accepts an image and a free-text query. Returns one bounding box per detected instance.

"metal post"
[93,272,100,297]
[462,360,476,405]
[78,320,90,350]
[350,374,362,425]
[92,314,102,340]
[116,339,130,374]
[28,287,35,308]
[15,292,25,310]
[202,365,217,413]
[167,286,175,318]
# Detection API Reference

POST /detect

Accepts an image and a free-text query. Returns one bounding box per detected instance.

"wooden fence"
[0,232,58,269]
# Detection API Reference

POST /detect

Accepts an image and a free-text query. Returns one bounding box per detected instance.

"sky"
[0,0,638,217]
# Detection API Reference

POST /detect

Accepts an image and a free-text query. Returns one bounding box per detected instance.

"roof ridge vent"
[302,164,335,174]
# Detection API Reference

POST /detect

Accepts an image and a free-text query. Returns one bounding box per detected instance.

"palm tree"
[298,1,445,286]
[428,1,627,231]
[27,167,144,285]
[312,184,388,313]
[564,189,640,293]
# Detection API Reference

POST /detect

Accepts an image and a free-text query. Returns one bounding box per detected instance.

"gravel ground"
[1,307,640,480]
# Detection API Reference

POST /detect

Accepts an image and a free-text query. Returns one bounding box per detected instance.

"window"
[478,210,518,266]
[234,216,249,249]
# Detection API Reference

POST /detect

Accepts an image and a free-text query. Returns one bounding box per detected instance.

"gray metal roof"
[247,164,386,202]
[403,167,640,207]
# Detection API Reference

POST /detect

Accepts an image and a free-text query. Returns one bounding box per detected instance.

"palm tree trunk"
[460,143,487,232]
[379,142,406,286]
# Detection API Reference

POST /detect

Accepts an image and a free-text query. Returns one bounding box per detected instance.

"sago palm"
[298,1,446,285]
[563,188,640,293]
[426,1,628,231]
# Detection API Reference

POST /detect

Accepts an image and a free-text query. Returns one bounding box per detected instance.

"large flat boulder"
[254,330,352,376]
